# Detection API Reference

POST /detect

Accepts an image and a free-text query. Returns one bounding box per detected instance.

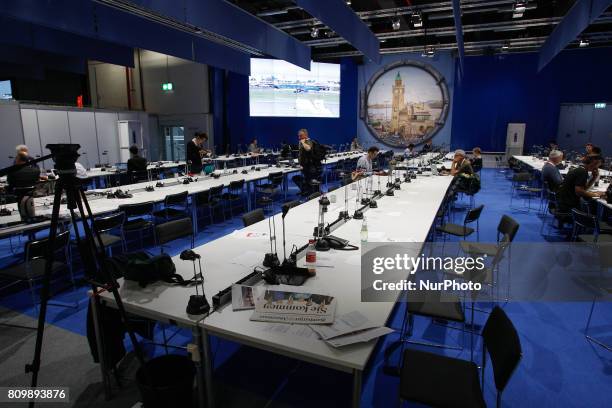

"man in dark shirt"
[541,150,564,191]
[297,128,322,195]
[557,154,605,212]
[186,132,209,174]
[127,145,147,173]
[421,140,433,153]
[7,153,41,194]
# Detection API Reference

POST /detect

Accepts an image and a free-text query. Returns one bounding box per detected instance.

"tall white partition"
[0,101,25,169]
[68,111,99,168]
[20,108,46,167]
[94,112,121,166]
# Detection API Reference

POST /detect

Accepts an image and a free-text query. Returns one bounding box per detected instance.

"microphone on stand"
[314,194,331,251]
[263,214,280,268]
[281,200,300,266]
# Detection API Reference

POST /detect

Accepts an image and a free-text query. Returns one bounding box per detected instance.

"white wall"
[18,104,151,168]
[88,49,213,153]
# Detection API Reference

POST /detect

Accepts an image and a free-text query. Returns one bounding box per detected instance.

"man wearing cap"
[448,149,473,177]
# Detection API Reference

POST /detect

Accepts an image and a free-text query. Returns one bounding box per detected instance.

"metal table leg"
[352,369,362,408]
[201,328,215,408]
[190,327,207,408]
[89,291,112,400]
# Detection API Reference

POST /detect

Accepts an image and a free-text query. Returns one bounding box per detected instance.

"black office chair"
[154,191,189,222]
[93,212,126,254]
[129,170,149,184]
[307,191,322,200]
[399,306,522,408]
[0,230,72,310]
[571,208,612,243]
[155,217,194,253]
[242,208,265,227]
[436,204,484,242]
[222,180,246,218]
[119,201,156,249]
[194,186,225,228]
[461,214,519,257]
[255,172,284,212]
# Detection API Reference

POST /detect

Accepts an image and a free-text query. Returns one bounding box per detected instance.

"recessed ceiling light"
[579,38,590,47]
[311,27,319,38]
[391,17,401,31]
[411,12,423,28]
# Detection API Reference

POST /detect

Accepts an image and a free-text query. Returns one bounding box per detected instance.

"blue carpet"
[1,170,611,407]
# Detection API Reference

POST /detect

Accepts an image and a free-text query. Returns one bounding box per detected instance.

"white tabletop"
[99,172,453,371]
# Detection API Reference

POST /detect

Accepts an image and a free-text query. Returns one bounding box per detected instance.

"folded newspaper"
[309,311,394,348]
[250,289,336,324]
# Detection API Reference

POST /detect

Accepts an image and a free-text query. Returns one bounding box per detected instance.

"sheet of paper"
[309,311,377,340]
[230,230,269,240]
[261,323,319,340]
[324,326,394,348]
[229,250,262,268]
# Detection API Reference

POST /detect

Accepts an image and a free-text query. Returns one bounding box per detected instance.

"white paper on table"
[309,311,378,340]
[344,254,361,266]
[230,230,269,240]
[261,323,319,340]
[324,326,394,348]
[229,250,262,268]
[386,237,417,243]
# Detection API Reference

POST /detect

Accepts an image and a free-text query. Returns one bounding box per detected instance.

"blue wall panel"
[222,57,358,151]
[451,47,612,152]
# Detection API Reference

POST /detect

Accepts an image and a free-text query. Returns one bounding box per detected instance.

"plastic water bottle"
[305,239,317,274]
[360,217,368,243]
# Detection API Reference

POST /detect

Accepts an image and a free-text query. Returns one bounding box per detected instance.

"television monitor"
[249,59,340,118]
[0,80,12,100]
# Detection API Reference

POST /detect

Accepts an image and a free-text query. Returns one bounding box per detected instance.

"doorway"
[162,125,185,161]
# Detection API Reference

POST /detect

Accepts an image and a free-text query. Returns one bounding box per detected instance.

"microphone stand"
[314,195,330,251]
[263,214,280,267]
[353,176,364,219]
[338,180,350,220]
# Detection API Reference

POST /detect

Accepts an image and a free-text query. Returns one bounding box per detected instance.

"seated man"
[403,143,416,159]
[443,149,473,177]
[542,150,564,191]
[557,154,605,212]
[248,139,261,154]
[352,146,384,180]
[7,153,43,220]
[127,145,147,173]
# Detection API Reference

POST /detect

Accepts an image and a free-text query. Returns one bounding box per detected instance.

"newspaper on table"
[231,284,265,311]
[309,311,394,348]
[250,289,336,324]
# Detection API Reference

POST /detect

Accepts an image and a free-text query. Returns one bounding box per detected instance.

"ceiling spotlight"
[579,38,590,47]
[391,17,401,31]
[310,27,319,38]
[513,1,526,18]
[346,0,352,5]
[411,12,423,28]
[501,42,510,51]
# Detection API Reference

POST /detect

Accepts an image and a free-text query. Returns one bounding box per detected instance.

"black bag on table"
[105,251,200,288]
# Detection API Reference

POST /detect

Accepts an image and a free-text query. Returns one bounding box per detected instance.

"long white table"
[0,153,362,242]
[95,171,453,407]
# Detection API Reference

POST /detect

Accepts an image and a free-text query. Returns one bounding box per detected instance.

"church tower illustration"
[391,72,405,133]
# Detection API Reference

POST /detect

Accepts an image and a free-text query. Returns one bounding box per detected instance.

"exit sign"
[594,102,606,109]
[162,82,174,91]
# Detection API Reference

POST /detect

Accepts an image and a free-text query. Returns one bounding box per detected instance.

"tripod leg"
[27,183,63,407]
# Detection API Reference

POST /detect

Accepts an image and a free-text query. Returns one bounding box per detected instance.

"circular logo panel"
[363,61,449,148]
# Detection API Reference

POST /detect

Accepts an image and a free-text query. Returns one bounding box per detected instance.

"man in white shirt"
[353,146,382,180]
[404,143,416,159]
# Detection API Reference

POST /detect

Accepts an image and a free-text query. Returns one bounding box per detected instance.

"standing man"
[541,150,564,191]
[186,132,209,174]
[297,129,323,195]
[557,154,605,212]
[350,137,362,151]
